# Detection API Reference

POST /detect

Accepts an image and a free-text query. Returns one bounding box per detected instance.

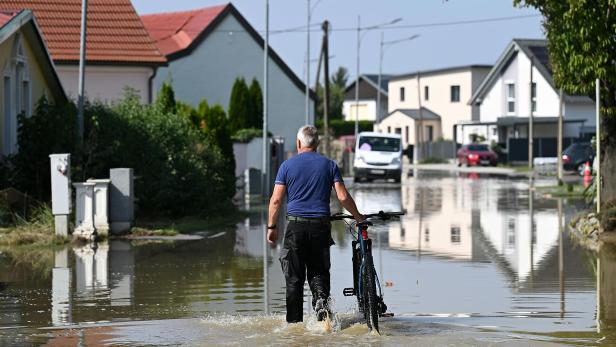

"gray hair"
[297,125,319,148]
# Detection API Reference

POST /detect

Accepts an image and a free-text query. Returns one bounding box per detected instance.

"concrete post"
[73,182,96,240]
[109,169,134,235]
[87,179,111,237]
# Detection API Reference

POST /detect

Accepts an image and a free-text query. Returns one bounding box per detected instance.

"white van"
[353,132,402,182]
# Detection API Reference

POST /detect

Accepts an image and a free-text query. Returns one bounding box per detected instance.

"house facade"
[342,74,391,122]
[0,10,67,156]
[142,4,313,154]
[0,0,166,104]
[384,65,491,145]
[375,108,442,148]
[466,39,595,152]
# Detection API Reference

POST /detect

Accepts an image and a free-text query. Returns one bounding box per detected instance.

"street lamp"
[354,17,402,139]
[306,0,324,125]
[376,33,420,124]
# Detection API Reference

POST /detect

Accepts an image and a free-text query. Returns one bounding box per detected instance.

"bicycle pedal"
[342,287,355,296]
[380,312,394,318]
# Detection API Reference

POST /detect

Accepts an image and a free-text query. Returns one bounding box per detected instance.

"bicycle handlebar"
[330,210,405,221]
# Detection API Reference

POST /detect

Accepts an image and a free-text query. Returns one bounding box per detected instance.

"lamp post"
[354,17,402,139]
[262,0,269,197]
[376,33,419,124]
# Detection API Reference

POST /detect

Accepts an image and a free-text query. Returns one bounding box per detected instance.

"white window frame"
[450,85,460,103]
[506,82,515,115]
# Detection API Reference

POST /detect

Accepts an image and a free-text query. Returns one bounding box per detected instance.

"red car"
[457,144,497,167]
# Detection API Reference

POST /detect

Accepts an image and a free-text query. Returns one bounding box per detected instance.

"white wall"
[342,99,375,121]
[153,14,311,153]
[388,68,487,141]
[56,65,154,104]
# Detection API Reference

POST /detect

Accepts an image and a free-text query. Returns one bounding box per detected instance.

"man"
[267,125,364,324]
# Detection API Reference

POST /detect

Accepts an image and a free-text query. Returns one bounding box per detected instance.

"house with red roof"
[1,9,67,156]
[142,3,313,154]
[0,0,166,104]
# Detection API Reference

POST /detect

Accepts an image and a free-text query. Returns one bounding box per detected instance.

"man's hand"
[355,214,366,223]
[267,228,278,245]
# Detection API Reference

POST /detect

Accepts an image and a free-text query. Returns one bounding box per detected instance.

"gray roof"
[345,74,392,95]
[390,64,492,82]
[383,107,441,121]
[469,39,592,105]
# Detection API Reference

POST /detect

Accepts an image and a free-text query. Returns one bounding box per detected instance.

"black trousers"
[279,221,333,323]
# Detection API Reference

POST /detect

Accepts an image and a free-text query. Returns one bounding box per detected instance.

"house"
[0,10,67,156]
[466,39,595,159]
[141,3,314,154]
[0,0,167,104]
[377,65,491,147]
[342,74,392,122]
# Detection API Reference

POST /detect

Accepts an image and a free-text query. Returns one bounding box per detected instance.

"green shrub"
[420,157,448,164]
[315,119,373,137]
[232,128,268,143]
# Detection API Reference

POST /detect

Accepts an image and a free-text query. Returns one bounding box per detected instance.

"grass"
[497,164,533,173]
[537,183,586,198]
[0,205,69,247]
[131,210,249,236]
[419,157,448,164]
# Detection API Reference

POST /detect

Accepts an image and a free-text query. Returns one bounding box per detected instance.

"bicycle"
[330,210,405,333]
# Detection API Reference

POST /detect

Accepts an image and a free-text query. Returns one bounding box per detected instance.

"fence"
[415,140,458,162]
[507,137,579,162]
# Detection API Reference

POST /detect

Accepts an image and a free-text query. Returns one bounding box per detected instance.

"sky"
[132,0,544,83]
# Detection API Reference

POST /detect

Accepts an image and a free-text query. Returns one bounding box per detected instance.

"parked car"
[563,142,595,175]
[457,144,497,167]
[353,132,402,183]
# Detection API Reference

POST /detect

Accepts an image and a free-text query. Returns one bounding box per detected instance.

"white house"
[467,39,595,158]
[342,74,391,122]
[0,0,167,104]
[142,3,314,155]
[0,10,67,156]
[376,65,491,146]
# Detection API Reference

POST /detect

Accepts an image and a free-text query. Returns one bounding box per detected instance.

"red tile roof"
[0,10,19,28]
[141,4,227,56]
[0,0,166,65]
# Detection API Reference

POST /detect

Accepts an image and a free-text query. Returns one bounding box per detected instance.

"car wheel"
[353,176,360,183]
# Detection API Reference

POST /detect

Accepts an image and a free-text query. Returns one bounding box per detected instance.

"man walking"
[267,125,364,323]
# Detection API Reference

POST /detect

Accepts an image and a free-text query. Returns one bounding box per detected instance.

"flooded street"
[0,171,611,346]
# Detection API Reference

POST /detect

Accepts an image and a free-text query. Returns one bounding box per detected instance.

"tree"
[315,66,349,121]
[248,78,263,129]
[204,104,236,198]
[514,0,616,205]
[330,67,349,120]
[157,81,177,114]
[228,77,250,133]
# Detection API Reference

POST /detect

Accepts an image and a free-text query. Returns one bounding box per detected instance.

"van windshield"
[358,136,400,152]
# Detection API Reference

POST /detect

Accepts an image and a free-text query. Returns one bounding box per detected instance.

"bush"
[7,91,235,218]
[232,128,268,143]
[602,201,616,232]
[315,119,373,137]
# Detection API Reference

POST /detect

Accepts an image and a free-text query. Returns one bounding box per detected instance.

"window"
[450,85,460,102]
[424,228,430,242]
[424,86,429,101]
[405,126,409,144]
[426,125,434,142]
[400,87,405,102]
[395,127,402,135]
[450,226,461,243]
[531,82,537,113]
[387,126,391,133]
[507,83,515,113]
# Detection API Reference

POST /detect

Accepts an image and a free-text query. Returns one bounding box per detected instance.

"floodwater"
[0,170,613,346]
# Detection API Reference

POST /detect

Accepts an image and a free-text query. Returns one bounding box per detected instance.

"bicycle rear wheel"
[361,252,379,332]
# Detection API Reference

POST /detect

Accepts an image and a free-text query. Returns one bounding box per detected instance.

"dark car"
[563,142,595,175]
[457,144,497,167]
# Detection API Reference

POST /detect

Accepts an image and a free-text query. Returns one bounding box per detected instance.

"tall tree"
[514,0,616,205]
[205,104,236,195]
[157,81,177,114]
[228,77,250,133]
[248,78,263,129]
[330,67,349,120]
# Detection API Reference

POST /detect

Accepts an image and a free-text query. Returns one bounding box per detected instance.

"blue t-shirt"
[274,151,343,217]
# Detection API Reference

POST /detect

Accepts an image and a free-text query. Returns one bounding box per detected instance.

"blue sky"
[132,0,544,82]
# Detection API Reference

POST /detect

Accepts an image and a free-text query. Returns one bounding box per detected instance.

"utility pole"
[596,78,601,214]
[322,21,330,158]
[262,0,269,197]
[305,0,311,124]
[528,58,534,170]
[417,71,424,161]
[77,0,88,139]
[557,89,564,185]
[377,32,384,124]
[354,15,360,139]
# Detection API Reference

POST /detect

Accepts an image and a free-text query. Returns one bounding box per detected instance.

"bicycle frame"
[352,223,383,304]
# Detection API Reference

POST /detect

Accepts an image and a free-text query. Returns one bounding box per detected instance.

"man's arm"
[334,181,364,221]
[267,184,286,244]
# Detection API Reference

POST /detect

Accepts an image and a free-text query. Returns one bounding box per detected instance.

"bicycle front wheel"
[361,252,379,333]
